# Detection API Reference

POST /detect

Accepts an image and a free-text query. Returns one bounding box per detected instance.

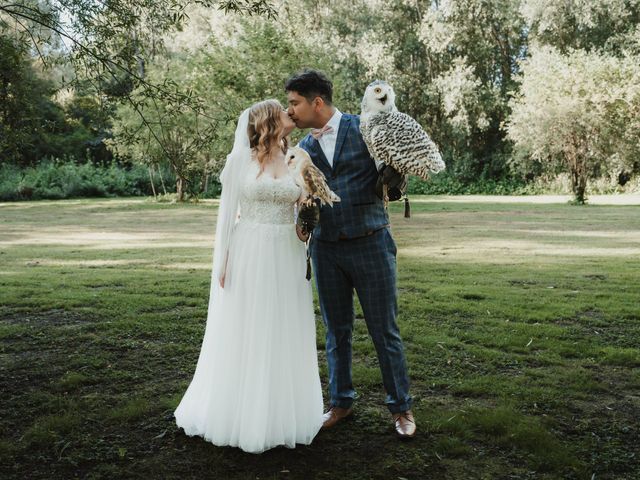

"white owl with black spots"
[360,80,445,180]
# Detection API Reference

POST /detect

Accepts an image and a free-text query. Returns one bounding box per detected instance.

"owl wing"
[293,170,307,193]
[368,112,445,181]
[302,162,339,206]
[360,121,378,163]
[363,120,394,167]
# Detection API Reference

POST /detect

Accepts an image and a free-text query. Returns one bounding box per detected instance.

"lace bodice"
[238,160,301,225]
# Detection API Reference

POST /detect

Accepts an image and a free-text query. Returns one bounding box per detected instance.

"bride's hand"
[219,253,229,288]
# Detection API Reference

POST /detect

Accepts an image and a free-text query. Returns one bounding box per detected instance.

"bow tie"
[311,124,334,140]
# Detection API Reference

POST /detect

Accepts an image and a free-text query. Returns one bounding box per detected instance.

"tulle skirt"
[174,220,324,453]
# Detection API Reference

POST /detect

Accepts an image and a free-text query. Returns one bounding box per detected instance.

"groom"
[285,69,416,439]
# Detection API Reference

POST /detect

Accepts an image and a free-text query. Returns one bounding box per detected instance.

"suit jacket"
[299,113,389,241]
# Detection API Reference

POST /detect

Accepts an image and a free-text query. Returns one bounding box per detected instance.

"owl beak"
[379,94,388,105]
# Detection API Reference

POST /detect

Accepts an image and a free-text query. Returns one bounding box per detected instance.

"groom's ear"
[312,96,325,112]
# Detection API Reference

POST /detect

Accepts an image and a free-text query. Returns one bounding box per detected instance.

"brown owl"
[286,147,340,207]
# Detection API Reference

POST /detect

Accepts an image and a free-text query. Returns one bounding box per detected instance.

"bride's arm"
[219,204,241,287]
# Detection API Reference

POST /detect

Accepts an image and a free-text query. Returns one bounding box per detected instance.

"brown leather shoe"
[392,410,416,439]
[321,406,354,429]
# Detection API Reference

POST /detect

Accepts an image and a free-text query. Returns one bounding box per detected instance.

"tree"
[506,45,640,203]
[192,18,339,172]
[295,0,529,182]
[0,33,100,166]
[520,0,640,53]
[105,56,218,202]
[106,16,335,200]
[1,0,276,175]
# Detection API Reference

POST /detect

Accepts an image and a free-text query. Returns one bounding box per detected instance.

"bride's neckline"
[250,158,289,181]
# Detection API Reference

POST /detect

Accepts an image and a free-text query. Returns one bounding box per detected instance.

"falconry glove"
[297,200,320,236]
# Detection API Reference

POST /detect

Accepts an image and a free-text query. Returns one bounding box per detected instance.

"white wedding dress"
[174,159,324,454]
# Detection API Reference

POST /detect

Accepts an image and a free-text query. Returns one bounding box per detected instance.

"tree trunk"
[148,166,157,199]
[571,165,587,204]
[203,173,209,194]
[157,165,167,195]
[567,136,587,204]
[176,176,186,202]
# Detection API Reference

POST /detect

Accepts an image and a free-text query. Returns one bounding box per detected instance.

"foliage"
[520,0,640,52]
[105,60,217,202]
[506,45,640,203]
[0,32,116,167]
[359,1,519,180]
[2,0,640,198]
[1,0,277,201]
[0,157,159,201]
[408,172,529,195]
[0,0,277,106]
[106,16,340,198]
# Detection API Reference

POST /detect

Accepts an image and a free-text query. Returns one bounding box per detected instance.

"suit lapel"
[331,115,351,171]
[309,137,332,173]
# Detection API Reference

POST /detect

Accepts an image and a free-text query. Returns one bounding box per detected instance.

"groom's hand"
[297,200,320,235]
[380,164,404,189]
[375,164,405,200]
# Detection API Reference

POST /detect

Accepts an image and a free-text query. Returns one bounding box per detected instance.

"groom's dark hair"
[285,69,333,105]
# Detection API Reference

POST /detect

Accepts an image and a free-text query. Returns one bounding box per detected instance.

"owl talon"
[303,195,314,208]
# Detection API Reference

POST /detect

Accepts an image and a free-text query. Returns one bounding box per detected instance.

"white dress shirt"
[317,108,342,167]
[306,108,384,171]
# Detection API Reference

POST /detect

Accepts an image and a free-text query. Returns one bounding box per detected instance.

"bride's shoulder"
[246,151,260,169]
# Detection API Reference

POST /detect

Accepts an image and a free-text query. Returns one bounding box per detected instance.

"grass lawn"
[1,195,639,479]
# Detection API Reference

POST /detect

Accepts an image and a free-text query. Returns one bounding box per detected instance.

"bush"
[2,157,636,202]
[0,157,162,201]
[408,171,529,195]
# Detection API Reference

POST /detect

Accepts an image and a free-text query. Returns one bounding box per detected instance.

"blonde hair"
[247,99,289,175]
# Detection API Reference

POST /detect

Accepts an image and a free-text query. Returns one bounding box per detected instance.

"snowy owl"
[286,147,341,207]
[360,80,445,181]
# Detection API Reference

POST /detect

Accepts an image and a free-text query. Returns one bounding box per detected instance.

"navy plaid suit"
[299,113,412,414]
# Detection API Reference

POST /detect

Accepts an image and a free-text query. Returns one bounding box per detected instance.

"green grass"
[1,195,639,479]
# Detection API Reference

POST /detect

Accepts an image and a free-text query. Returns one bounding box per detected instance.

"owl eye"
[374,88,381,93]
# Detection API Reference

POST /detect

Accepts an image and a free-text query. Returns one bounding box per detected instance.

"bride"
[174,99,324,454]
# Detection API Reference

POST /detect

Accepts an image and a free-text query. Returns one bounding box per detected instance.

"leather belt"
[337,224,389,241]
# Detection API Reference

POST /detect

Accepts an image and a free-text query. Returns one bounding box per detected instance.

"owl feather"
[360,80,445,181]
[286,146,340,207]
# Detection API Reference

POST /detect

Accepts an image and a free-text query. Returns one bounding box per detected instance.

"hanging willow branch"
[0,0,275,163]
